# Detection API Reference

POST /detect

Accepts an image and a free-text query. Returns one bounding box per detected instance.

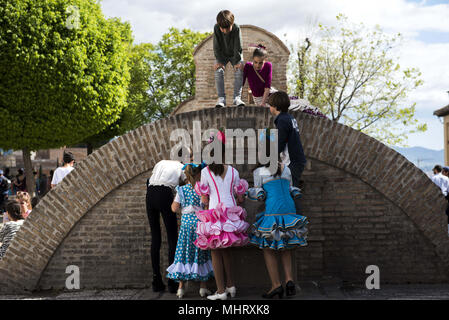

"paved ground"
[2,280,449,300]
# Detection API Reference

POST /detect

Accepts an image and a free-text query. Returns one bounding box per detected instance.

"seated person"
[0,201,24,259]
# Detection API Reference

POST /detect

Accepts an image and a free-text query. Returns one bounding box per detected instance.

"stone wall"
[1,107,448,293]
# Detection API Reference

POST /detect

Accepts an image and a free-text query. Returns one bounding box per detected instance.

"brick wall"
[1,107,449,293]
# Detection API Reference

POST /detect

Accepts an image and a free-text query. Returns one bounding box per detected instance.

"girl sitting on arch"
[242,44,272,107]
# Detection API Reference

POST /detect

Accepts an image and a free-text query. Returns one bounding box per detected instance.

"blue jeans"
[215,59,244,101]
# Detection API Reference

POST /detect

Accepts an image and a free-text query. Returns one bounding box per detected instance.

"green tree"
[289,14,426,146]
[149,27,211,119]
[80,28,210,153]
[82,43,156,154]
[0,0,132,194]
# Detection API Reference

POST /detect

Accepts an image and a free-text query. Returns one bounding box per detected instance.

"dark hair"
[216,10,234,29]
[18,169,24,175]
[184,165,201,187]
[63,151,74,164]
[434,165,442,173]
[208,141,226,177]
[31,197,40,208]
[443,167,449,174]
[267,91,290,112]
[6,201,23,221]
[253,45,267,59]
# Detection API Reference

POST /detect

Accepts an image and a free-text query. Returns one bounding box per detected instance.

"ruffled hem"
[166,261,214,281]
[194,204,249,249]
[249,235,308,250]
[249,213,308,243]
[194,232,249,249]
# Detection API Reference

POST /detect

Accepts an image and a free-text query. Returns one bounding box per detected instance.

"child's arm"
[261,63,272,106]
[172,188,182,213]
[277,117,290,157]
[232,25,243,69]
[213,25,226,68]
[171,201,181,213]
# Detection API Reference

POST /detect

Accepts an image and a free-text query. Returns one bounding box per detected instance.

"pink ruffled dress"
[194,165,249,250]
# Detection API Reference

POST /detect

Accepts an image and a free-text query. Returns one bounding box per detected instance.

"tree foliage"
[0,0,132,192]
[148,27,211,119]
[289,14,426,146]
[80,28,210,152]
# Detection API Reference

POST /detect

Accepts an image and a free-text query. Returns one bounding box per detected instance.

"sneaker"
[233,97,245,107]
[216,97,226,108]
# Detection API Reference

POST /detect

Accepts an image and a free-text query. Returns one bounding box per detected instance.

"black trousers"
[146,185,178,277]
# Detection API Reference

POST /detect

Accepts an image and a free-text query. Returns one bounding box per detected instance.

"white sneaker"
[225,286,236,298]
[199,288,212,297]
[176,288,185,299]
[233,97,245,107]
[216,97,226,108]
[207,291,228,300]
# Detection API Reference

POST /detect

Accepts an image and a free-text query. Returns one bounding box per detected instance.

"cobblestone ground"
[1,281,449,300]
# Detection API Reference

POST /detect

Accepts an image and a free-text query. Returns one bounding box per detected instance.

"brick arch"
[1,106,448,293]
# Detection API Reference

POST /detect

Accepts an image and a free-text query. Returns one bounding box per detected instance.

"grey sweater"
[213,23,243,66]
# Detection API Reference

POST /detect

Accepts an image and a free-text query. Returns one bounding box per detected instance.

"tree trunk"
[22,147,35,196]
[87,143,93,155]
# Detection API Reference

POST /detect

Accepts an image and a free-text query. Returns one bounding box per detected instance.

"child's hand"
[201,195,209,206]
[214,63,224,71]
[236,194,244,205]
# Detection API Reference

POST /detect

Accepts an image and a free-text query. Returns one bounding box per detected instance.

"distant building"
[433,103,449,165]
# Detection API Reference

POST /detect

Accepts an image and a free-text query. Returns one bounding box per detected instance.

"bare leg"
[200,281,208,289]
[263,248,281,291]
[280,249,294,283]
[211,250,225,294]
[222,249,234,288]
[178,281,184,290]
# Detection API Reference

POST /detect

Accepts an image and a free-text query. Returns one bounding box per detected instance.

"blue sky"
[101,0,449,150]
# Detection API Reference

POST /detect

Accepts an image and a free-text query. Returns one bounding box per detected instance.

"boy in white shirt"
[51,152,75,188]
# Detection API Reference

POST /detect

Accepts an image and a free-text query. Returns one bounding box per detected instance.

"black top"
[274,112,307,166]
[213,23,243,66]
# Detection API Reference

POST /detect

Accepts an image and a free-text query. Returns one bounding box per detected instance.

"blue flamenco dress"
[166,183,214,282]
[248,166,308,250]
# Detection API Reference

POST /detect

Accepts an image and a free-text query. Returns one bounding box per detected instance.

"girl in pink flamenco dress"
[193,130,249,300]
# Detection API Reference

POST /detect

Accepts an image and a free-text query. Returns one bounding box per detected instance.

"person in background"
[13,169,26,192]
[51,152,75,188]
[441,166,449,235]
[0,201,24,259]
[431,165,449,196]
[31,196,40,209]
[0,170,11,214]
